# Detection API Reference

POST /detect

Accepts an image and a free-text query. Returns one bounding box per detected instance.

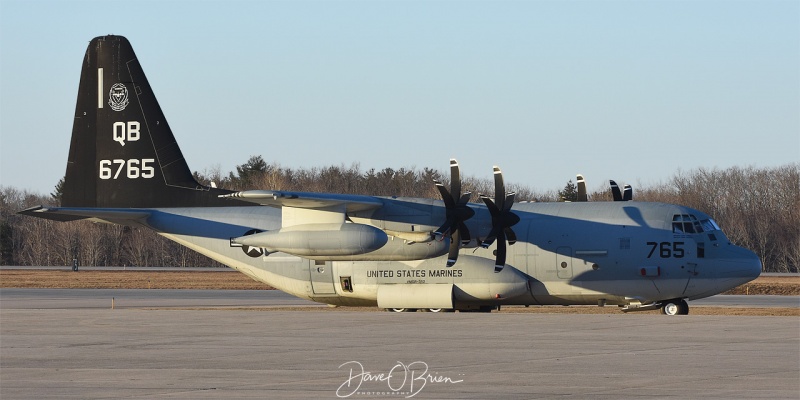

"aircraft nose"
[745,251,762,281]
[719,245,762,283]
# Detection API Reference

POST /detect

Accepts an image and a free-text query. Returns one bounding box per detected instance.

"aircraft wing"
[219,190,384,212]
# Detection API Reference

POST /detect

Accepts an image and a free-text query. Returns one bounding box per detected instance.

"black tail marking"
[62,35,246,208]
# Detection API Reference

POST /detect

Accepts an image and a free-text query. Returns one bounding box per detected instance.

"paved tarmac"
[0,288,797,310]
[0,288,319,309]
[1,290,799,399]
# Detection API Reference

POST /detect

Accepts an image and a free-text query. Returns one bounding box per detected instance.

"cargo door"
[310,260,336,294]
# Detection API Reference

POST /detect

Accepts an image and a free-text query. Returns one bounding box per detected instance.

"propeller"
[433,159,475,267]
[610,180,633,201]
[480,166,520,273]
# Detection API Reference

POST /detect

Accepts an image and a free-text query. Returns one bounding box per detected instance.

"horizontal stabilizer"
[18,206,151,223]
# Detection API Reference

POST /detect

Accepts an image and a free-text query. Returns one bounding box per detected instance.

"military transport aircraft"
[21,35,762,315]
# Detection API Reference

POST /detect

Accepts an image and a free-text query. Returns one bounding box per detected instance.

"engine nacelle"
[232,223,388,257]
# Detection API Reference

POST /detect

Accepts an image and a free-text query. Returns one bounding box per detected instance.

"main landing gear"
[621,298,690,315]
[660,299,689,315]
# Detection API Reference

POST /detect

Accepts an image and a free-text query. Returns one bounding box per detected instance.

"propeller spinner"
[480,166,520,273]
[433,159,475,267]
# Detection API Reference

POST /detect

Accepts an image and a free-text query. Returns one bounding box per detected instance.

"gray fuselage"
[139,199,761,310]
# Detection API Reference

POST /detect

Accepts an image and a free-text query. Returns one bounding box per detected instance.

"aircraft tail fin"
[62,35,237,208]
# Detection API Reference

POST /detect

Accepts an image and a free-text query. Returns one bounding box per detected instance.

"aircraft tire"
[388,308,417,313]
[661,301,679,315]
[660,300,687,316]
[677,299,689,315]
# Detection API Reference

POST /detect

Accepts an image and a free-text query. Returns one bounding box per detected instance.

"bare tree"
[3,163,797,272]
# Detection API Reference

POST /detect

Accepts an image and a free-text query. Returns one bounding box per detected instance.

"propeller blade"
[494,229,506,272]
[503,193,516,212]
[481,194,500,215]
[610,180,622,201]
[576,174,588,202]
[482,165,519,272]
[449,159,461,202]
[446,229,460,267]
[623,184,633,201]
[457,221,471,245]
[504,226,517,245]
[434,179,455,208]
[493,166,504,210]
[433,159,475,267]
[434,219,453,238]
[481,226,499,248]
[480,195,500,248]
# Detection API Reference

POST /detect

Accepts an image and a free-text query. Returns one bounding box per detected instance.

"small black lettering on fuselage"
[367,269,464,278]
[367,270,394,278]
[397,269,426,278]
[646,241,685,258]
[428,269,463,278]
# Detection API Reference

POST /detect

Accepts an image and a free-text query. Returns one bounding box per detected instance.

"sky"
[1,0,798,196]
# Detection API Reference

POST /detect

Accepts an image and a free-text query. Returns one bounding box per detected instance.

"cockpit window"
[673,214,714,234]
[672,215,683,233]
[700,219,720,232]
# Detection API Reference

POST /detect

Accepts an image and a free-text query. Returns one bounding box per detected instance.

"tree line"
[1,158,797,272]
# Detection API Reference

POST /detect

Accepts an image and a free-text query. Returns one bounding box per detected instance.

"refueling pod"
[231,223,388,257]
